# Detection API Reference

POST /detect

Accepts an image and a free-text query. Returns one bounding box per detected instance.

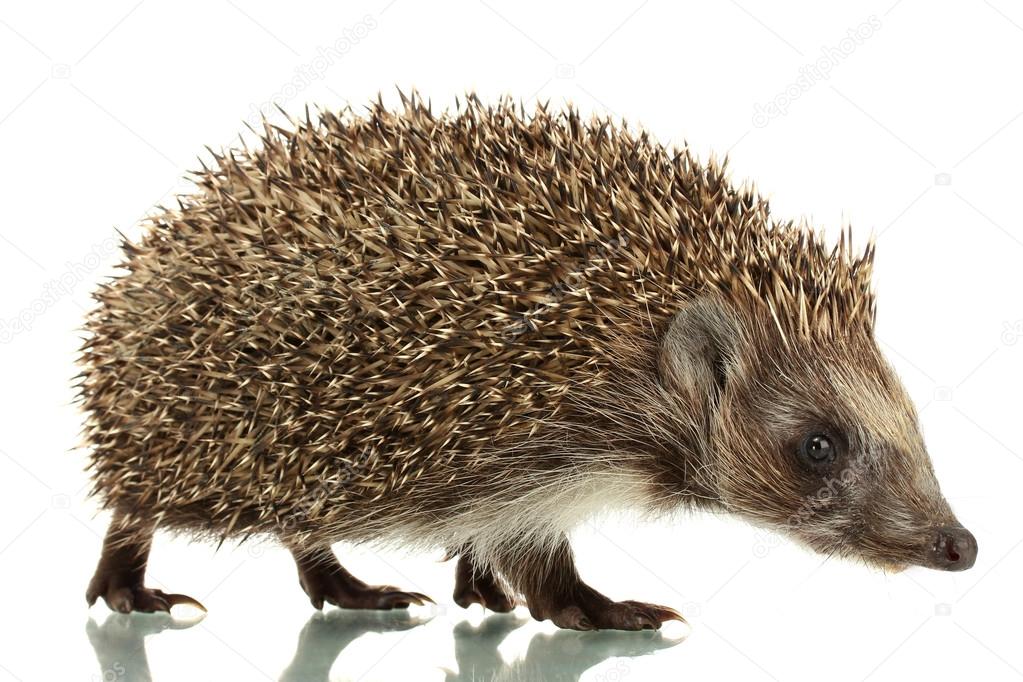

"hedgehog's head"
[657,294,976,572]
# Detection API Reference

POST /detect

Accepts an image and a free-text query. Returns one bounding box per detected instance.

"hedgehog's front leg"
[496,535,683,631]
[86,511,206,614]
[289,546,433,610]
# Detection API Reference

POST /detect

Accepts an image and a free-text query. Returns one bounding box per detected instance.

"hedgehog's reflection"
[279,609,430,681]
[85,612,193,682]
[86,609,684,682]
[444,613,683,682]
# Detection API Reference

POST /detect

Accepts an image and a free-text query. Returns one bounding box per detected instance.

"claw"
[408,591,435,605]
[387,590,431,608]
[659,606,686,623]
[626,601,685,624]
[163,592,208,613]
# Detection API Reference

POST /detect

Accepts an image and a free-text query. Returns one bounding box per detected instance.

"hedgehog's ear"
[657,295,741,401]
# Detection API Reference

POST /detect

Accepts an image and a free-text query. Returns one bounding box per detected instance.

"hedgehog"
[79,92,977,631]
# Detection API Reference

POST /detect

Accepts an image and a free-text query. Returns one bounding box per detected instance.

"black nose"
[930,525,977,571]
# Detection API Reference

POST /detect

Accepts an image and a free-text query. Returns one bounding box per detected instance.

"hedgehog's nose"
[930,525,977,571]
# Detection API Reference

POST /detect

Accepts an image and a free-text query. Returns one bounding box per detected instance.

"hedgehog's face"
[658,295,976,572]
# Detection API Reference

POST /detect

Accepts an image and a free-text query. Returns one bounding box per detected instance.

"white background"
[1,1,1021,680]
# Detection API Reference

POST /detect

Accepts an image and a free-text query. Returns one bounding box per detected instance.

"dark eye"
[799,433,835,467]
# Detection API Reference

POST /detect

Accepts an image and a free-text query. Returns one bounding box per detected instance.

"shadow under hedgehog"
[79,92,976,631]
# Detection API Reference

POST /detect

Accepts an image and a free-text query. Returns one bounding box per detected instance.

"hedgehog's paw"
[529,586,683,631]
[306,582,434,611]
[451,552,517,613]
[86,580,206,615]
[298,566,432,610]
[292,547,434,611]
[452,573,516,613]
[586,600,685,631]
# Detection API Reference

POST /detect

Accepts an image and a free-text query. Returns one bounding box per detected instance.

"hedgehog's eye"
[798,433,835,468]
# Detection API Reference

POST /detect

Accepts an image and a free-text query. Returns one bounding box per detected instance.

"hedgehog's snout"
[926,524,977,571]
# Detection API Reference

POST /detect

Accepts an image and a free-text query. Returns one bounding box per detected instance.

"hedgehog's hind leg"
[452,550,516,613]
[290,546,433,610]
[86,511,206,614]
[495,534,683,631]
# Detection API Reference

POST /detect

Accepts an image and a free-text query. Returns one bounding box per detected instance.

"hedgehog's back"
[78,96,768,542]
